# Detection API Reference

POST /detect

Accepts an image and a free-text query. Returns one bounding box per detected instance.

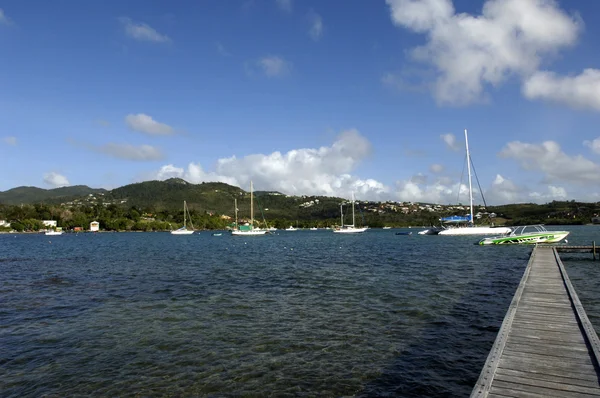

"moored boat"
[437,130,511,236]
[171,201,194,235]
[231,181,267,236]
[45,227,63,236]
[333,193,368,234]
[479,225,569,245]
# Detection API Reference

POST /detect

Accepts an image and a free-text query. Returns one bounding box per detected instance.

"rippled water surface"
[2,226,599,397]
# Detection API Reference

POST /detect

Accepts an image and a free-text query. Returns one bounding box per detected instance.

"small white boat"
[285,226,298,231]
[310,227,318,231]
[45,227,63,236]
[171,201,194,235]
[333,193,368,234]
[382,226,392,230]
[479,225,570,245]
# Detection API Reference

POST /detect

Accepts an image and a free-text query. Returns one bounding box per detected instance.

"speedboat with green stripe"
[478,225,570,245]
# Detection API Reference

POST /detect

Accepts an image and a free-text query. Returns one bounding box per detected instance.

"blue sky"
[1,0,600,204]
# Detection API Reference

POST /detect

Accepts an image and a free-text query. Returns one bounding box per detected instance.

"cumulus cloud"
[276,0,292,13]
[119,17,170,43]
[385,0,581,105]
[441,133,460,151]
[523,69,600,111]
[429,163,444,173]
[251,55,292,78]
[125,113,174,135]
[308,11,323,41]
[499,140,600,184]
[395,178,464,204]
[151,129,389,199]
[95,143,164,161]
[43,172,70,188]
[584,137,600,155]
[3,136,17,145]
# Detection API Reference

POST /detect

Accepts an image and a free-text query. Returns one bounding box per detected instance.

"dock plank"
[471,246,600,397]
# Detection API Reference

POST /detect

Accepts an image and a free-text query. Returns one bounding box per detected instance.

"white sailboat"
[333,193,368,234]
[171,201,195,235]
[232,181,267,236]
[438,130,511,236]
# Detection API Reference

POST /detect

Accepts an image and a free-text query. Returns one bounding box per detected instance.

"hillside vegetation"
[1,179,599,231]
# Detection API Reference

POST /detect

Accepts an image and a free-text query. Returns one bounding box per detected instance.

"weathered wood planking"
[471,246,600,397]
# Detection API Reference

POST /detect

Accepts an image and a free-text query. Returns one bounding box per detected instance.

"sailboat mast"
[250,180,254,228]
[352,193,355,226]
[465,129,474,224]
[340,204,344,226]
[183,201,187,228]
[234,198,238,230]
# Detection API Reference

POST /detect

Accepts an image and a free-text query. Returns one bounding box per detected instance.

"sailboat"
[438,130,511,236]
[333,193,368,234]
[171,201,195,235]
[232,181,267,236]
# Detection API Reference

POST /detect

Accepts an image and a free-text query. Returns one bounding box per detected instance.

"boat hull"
[231,230,267,236]
[438,226,511,236]
[333,227,368,234]
[45,231,63,236]
[171,230,194,235]
[480,231,570,245]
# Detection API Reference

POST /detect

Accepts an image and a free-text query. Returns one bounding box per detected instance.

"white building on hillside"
[43,220,57,227]
[90,221,100,232]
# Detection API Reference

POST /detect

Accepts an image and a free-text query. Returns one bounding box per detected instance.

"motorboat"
[479,225,570,245]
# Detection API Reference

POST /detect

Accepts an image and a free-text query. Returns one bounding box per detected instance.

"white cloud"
[548,185,567,199]
[3,136,17,145]
[43,172,70,188]
[152,129,390,199]
[308,11,323,41]
[440,133,460,151]
[385,0,581,105]
[396,172,574,205]
[119,17,170,43]
[429,163,444,173]
[529,185,568,201]
[523,69,600,111]
[96,143,164,161]
[125,113,174,135]
[276,0,292,13]
[487,174,525,204]
[0,8,12,26]
[395,178,462,204]
[254,55,291,78]
[499,140,600,184]
[216,41,232,57]
[584,137,600,155]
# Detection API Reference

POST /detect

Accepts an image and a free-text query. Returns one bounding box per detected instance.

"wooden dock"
[471,246,600,397]
[556,244,597,260]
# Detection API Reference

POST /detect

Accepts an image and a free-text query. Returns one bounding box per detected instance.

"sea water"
[1,226,599,396]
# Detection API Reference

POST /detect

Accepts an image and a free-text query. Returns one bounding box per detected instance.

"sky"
[1,0,600,205]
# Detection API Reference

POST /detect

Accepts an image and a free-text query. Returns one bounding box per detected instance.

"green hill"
[106,178,346,221]
[0,185,108,205]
